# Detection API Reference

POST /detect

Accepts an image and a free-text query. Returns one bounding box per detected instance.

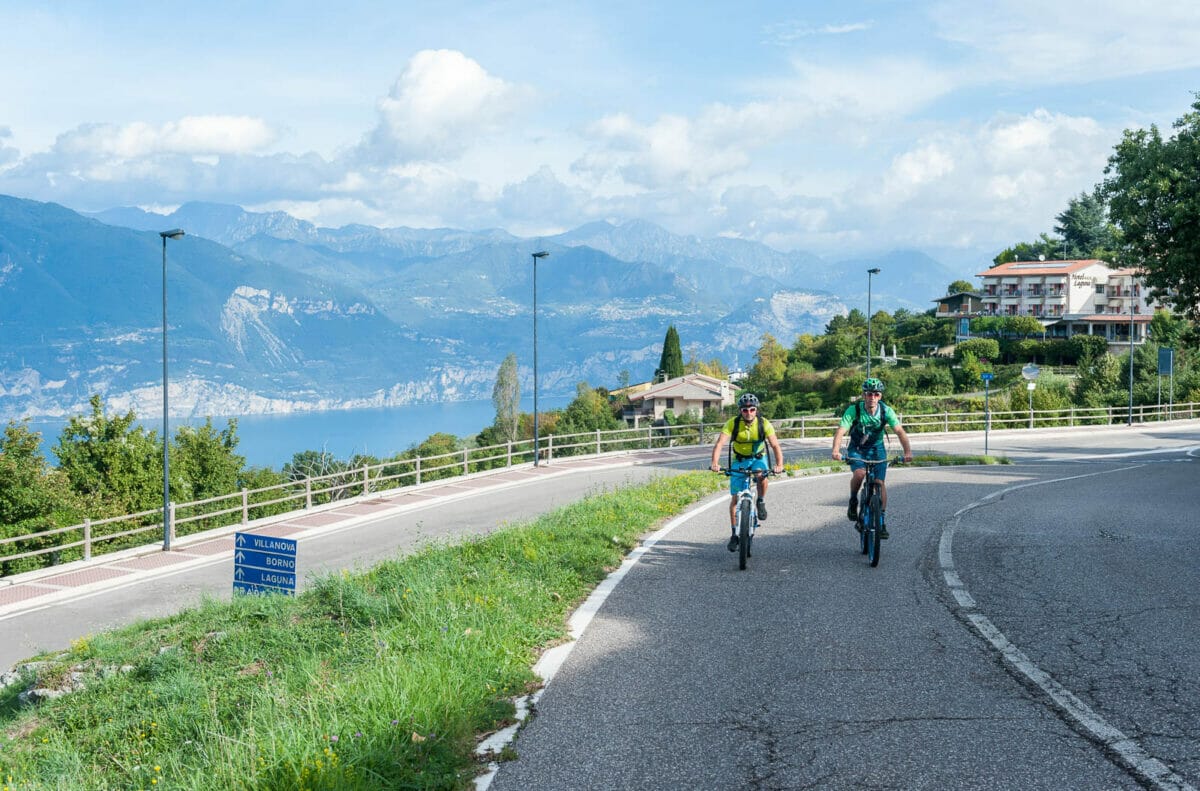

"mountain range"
[0,194,970,420]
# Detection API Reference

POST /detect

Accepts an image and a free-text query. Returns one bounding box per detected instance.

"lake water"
[24,396,573,470]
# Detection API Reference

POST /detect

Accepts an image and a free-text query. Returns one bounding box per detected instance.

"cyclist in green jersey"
[831,377,912,537]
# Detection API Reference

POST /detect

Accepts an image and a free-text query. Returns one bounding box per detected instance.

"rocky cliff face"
[2,196,964,420]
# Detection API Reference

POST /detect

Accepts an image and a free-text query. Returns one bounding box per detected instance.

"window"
[1096,284,1105,295]
[665,398,675,409]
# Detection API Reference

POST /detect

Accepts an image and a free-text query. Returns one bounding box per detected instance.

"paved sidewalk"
[0,449,707,621]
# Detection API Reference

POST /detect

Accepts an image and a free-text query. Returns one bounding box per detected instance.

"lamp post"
[866,267,881,377]
[159,229,185,549]
[531,250,549,466]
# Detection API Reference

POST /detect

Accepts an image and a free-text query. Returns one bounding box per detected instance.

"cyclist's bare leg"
[879,481,888,511]
[728,495,738,525]
[849,468,866,500]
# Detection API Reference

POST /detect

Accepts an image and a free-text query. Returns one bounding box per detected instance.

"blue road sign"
[981,372,994,382]
[234,548,297,572]
[1158,347,1174,375]
[234,565,296,589]
[234,531,297,595]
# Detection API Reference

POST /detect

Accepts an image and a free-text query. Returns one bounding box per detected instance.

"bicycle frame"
[844,451,900,568]
[719,467,771,570]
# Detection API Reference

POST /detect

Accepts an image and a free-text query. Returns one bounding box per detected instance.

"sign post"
[233,532,297,595]
[1158,347,1175,419]
[981,372,994,455]
[1021,363,1040,429]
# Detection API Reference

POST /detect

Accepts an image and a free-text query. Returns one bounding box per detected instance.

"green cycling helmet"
[862,377,884,393]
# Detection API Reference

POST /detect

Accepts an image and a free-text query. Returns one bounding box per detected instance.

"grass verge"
[0,472,723,791]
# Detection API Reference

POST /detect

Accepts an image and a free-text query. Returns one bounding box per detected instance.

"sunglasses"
[863,391,882,396]
[740,406,757,412]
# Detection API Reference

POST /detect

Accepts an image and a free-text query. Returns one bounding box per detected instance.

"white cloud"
[55,116,277,159]
[854,109,1113,250]
[932,0,1200,82]
[357,49,532,163]
[763,19,873,45]
[0,126,18,169]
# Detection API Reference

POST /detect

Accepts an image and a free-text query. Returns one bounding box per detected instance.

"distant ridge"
[4,194,964,420]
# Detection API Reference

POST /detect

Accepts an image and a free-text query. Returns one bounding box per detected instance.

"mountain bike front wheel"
[858,489,869,555]
[737,500,751,571]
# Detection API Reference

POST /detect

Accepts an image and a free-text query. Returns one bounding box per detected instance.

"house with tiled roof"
[622,373,734,426]
[975,259,1155,351]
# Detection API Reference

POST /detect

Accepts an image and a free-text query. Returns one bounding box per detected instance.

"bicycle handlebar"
[841,455,905,466]
[715,468,779,477]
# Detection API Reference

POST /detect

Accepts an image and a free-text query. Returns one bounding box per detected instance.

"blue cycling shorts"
[729,455,769,495]
[846,444,888,481]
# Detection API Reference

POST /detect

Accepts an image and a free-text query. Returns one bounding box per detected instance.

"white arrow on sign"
[235,568,245,580]
[236,534,247,546]
[235,551,246,563]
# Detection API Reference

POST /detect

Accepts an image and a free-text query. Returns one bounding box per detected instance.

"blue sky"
[2,1,1199,266]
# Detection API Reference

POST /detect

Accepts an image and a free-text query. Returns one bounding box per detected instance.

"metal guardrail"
[3,401,1197,576]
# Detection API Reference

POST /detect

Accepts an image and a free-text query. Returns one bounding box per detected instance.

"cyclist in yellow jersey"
[709,393,784,551]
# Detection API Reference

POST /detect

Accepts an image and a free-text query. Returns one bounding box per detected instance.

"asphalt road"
[487,427,1200,790]
[4,423,1198,789]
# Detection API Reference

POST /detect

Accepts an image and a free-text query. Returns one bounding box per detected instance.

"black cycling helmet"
[737,393,760,409]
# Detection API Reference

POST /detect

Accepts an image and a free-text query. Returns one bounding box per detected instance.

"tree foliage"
[655,325,684,381]
[53,395,164,515]
[1102,96,1200,320]
[491,353,521,443]
[172,419,245,502]
[1054,191,1119,260]
[947,280,976,295]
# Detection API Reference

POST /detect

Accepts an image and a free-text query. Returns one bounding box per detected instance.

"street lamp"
[866,268,881,377]
[531,250,550,466]
[159,229,184,549]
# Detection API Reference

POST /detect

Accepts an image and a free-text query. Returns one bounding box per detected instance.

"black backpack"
[728,413,768,464]
[849,400,891,450]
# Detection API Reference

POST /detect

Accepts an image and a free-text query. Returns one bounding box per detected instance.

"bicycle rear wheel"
[738,501,751,570]
[867,486,883,567]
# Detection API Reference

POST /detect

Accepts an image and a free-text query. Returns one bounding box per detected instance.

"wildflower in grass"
[329,735,338,743]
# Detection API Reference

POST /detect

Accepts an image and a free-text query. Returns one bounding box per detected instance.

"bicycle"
[718,468,775,570]
[844,452,903,568]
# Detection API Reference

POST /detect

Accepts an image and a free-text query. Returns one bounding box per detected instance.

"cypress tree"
[655,325,685,381]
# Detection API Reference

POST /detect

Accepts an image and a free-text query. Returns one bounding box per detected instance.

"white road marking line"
[941,464,1197,791]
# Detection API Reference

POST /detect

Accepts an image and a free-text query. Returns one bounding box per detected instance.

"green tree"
[557,382,620,435]
[0,422,87,530]
[1149,308,1186,349]
[1102,96,1200,320]
[955,338,1000,363]
[0,422,90,574]
[491,353,521,443]
[747,333,788,386]
[1004,315,1045,338]
[1075,353,1124,406]
[1054,191,1119,260]
[172,419,245,503]
[992,233,1062,265]
[53,395,163,514]
[825,309,867,336]
[947,280,976,295]
[655,325,685,381]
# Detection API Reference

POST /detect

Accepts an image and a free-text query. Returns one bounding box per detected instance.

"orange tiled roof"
[977,259,1105,277]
